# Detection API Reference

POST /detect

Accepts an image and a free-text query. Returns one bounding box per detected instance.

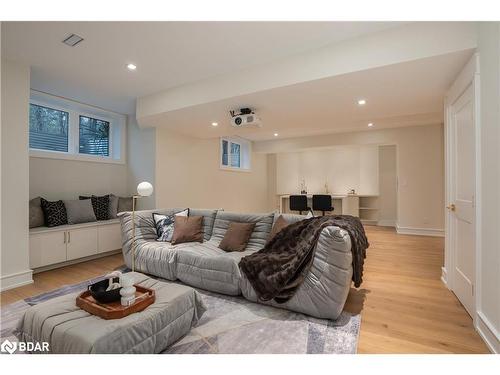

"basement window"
[29,91,125,164]
[220,136,251,171]
[29,104,69,152]
[79,116,110,157]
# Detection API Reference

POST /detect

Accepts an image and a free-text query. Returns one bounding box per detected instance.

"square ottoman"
[15,272,206,354]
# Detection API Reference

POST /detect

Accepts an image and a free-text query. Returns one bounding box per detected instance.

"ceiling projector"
[230,108,262,128]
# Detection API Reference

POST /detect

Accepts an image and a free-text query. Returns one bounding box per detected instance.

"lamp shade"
[137,181,154,197]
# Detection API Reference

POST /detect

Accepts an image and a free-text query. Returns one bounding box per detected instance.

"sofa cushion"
[29,197,45,228]
[79,195,110,221]
[189,209,218,241]
[118,196,133,213]
[64,199,97,224]
[219,222,255,252]
[41,198,68,227]
[171,216,204,245]
[108,194,119,218]
[176,242,255,295]
[153,208,189,242]
[209,211,274,252]
[267,215,289,243]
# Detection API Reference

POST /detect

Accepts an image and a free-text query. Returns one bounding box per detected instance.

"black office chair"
[312,195,334,216]
[289,195,310,215]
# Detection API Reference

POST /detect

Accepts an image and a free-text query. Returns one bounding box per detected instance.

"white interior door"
[448,83,476,317]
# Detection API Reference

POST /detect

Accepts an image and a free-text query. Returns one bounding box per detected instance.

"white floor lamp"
[132,181,154,272]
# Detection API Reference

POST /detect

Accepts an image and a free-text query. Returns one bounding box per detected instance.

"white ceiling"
[141,49,473,141]
[2,21,403,114]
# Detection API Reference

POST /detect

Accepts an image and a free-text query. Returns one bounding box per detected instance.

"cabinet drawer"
[29,231,67,268]
[98,223,122,253]
[66,227,98,261]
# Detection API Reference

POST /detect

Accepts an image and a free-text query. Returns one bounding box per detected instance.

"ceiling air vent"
[62,34,84,47]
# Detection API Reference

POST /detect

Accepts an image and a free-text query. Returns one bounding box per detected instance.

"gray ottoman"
[15,272,206,354]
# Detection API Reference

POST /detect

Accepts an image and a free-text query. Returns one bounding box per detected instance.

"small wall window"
[79,116,110,157]
[220,136,251,171]
[29,104,69,152]
[28,91,126,164]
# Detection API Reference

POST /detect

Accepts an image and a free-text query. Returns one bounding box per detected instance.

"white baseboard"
[377,219,396,227]
[476,311,499,353]
[441,267,449,288]
[396,225,445,237]
[0,269,33,292]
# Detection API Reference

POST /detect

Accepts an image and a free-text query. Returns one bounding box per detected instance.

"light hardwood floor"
[0,226,490,353]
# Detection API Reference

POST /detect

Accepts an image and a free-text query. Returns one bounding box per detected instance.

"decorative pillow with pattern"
[153,209,189,242]
[79,195,110,221]
[40,198,68,227]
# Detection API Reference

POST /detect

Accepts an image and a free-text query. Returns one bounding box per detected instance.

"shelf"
[359,207,379,210]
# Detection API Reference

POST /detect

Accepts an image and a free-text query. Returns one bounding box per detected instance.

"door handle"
[68,231,71,243]
[446,203,456,212]
[64,232,66,243]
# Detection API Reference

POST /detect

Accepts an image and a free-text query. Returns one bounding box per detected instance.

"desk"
[278,194,360,216]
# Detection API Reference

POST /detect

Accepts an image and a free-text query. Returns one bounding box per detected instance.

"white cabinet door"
[29,231,67,268]
[98,224,122,253]
[342,196,359,216]
[66,227,98,261]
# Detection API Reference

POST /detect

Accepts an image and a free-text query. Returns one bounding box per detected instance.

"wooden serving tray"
[76,285,155,320]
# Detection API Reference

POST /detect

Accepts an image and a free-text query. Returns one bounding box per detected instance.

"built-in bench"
[29,219,122,273]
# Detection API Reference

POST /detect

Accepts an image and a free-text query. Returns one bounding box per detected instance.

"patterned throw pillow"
[40,198,68,227]
[153,209,189,242]
[79,195,110,221]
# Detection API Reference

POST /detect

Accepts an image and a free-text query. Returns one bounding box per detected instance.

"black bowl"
[89,277,122,303]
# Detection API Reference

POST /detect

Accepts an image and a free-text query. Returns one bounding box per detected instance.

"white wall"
[127,116,156,210]
[29,157,129,200]
[1,59,32,290]
[477,22,500,353]
[256,124,445,233]
[378,145,398,226]
[276,145,379,195]
[156,129,269,213]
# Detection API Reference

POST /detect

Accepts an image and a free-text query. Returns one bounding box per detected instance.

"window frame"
[29,103,70,154]
[29,91,126,164]
[219,136,251,172]
[78,114,112,158]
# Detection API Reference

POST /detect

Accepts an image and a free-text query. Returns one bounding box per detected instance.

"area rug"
[0,274,360,354]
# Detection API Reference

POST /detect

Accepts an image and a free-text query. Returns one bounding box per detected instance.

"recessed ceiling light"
[368,123,374,127]
[357,99,366,106]
[211,122,218,127]
[274,133,279,137]
[127,63,137,71]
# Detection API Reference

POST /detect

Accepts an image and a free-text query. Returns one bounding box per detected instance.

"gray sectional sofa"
[119,208,353,320]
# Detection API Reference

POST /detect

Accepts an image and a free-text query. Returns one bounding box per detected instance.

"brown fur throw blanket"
[239,215,368,303]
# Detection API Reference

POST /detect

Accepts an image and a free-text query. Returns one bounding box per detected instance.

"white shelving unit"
[358,196,379,225]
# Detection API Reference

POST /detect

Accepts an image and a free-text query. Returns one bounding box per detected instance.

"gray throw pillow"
[109,194,119,219]
[29,197,45,228]
[117,196,133,213]
[64,199,97,225]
